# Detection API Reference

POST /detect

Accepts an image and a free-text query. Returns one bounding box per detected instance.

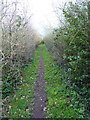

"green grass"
[42,45,85,118]
[4,44,85,118]
[4,47,41,118]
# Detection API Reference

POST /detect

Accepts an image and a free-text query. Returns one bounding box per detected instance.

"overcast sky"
[28,0,75,36]
[6,0,76,36]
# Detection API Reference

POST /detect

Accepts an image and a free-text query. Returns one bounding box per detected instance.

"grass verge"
[3,47,40,118]
[43,45,85,118]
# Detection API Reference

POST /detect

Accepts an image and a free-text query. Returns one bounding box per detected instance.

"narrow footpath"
[32,52,47,118]
[3,45,85,118]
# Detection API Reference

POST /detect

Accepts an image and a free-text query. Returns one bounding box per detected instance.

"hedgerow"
[44,1,90,117]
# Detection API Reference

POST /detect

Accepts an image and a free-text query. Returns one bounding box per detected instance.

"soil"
[32,52,47,118]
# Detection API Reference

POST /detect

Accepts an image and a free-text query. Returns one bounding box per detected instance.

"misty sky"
[29,0,75,36]
[6,0,76,36]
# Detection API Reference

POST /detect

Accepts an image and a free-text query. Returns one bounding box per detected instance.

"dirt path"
[32,52,47,118]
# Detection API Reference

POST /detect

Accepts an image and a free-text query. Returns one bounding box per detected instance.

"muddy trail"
[32,52,47,118]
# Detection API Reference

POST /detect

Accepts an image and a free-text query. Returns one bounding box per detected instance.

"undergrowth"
[3,47,40,118]
[43,45,85,118]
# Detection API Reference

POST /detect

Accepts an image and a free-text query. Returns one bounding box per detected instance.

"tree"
[1,0,41,98]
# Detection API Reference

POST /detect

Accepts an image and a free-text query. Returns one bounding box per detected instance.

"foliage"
[3,46,40,118]
[62,1,90,114]
[44,0,90,117]
[1,1,41,99]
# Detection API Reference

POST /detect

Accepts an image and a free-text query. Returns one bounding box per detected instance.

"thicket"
[0,1,41,98]
[44,0,90,117]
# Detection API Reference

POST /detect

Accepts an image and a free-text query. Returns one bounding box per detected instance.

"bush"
[44,0,90,116]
